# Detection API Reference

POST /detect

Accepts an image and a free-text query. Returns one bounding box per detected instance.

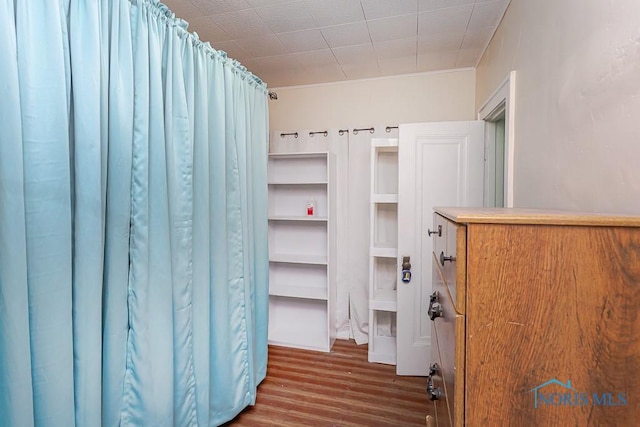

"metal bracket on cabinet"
[428,225,442,237]
[428,291,443,321]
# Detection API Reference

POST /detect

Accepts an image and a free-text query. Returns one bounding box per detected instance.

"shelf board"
[269,285,327,300]
[270,253,328,265]
[268,216,328,222]
[370,289,397,311]
[268,181,328,185]
[371,194,398,203]
[370,247,397,258]
[269,152,328,158]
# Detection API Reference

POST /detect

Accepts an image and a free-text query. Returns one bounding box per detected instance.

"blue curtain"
[0,1,269,426]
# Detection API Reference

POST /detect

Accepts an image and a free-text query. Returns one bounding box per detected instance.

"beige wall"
[269,69,476,131]
[477,0,640,213]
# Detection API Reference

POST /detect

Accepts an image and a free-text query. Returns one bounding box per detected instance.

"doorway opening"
[484,110,506,207]
[478,71,516,208]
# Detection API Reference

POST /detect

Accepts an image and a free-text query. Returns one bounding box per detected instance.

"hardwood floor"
[224,339,429,426]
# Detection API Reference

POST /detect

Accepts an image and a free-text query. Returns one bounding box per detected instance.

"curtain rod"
[353,127,374,135]
[279,132,298,138]
[309,131,328,137]
[279,125,399,139]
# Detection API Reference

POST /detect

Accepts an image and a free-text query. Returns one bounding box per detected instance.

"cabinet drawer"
[429,284,465,426]
[432,213,448,267]
[432,214,466,314]
[426,345,449,427]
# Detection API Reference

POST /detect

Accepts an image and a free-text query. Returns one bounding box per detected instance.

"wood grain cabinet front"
[426,207,640,427]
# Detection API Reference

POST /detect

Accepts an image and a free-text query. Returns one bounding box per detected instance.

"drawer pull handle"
[428,302,443,320]
[428,292,443,321]
[427,375,444,401]
[440,251,456,266]
[429,363,440,376]
[429,386,444,401]
[429,291,439,303]
[428,225,442,237]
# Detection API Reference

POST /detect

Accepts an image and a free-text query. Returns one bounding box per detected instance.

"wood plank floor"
[223,339,429,426]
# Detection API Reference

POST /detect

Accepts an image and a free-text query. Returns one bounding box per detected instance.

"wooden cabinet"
[427,207,640,426]
[368,138,399,364]
[267,152,336,351]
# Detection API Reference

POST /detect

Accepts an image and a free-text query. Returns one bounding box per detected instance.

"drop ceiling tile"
[417,51,458,70]
[332,43,377,65]
[305,0,365,27]
[321,21,371,48]
[418,0,474,12]
[191,0,251,16]
[292,72,343,86]
[209,10,271,38]
[210,40,252,61]
[467,0,508,31]
[172,0,508,86]
[299,64,346,83]
[237,57,259,69]
[378,55,417,75]
[235,34,289,57]
[368,14,418,42]
[255,72,281,87]
[340,62,381,79]
[361,0,418,20]
[245,0,291,6]
[417,32,464,53]
[188,17,232,43]
[252,54,304,73]
[374,37,417,59]
[277,29,329,53]
[418,5,473,35]
[291,49,339,67]
[162,0,203,21]
[259,69,303,87]
[460,26,495,50]
[456,48,483,67]
[255,1,317,33]
[237,58,269,78]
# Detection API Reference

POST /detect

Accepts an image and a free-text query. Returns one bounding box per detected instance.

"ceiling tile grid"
[276,29,330,53]
[361,0,419,20]
[162,0,510,87]
[320,21,371,48]
[367,14,418,43]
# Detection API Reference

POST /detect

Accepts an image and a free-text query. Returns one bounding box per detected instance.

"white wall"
[477,0,640,213]
[269,69,476,131]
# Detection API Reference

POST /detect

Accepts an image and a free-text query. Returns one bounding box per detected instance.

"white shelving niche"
[267,152,337,352]
[368,138,399,365]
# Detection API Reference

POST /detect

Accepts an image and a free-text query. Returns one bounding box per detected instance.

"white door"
[396,121,484,375]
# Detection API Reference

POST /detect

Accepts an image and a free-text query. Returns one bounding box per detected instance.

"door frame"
[478,70,516,208]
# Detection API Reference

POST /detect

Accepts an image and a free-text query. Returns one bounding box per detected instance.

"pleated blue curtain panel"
[0,1,269,426]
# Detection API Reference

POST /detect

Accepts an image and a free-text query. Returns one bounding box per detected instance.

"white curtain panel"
[328,130,350,339]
